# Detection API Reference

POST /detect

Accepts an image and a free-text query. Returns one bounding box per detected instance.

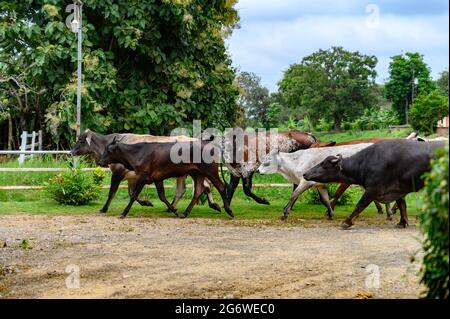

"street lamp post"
[74,1,82,140]
[68,1,83,140]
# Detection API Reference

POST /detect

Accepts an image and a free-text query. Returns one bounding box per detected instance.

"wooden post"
[31,131,36,158]
[18,131,27,165]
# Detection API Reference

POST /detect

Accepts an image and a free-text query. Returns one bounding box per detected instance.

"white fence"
[18,130,43,165]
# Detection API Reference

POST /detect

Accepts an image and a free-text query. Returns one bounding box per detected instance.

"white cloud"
[227,8,449,91]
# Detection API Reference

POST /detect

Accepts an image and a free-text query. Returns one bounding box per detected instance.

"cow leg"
[100,171,124,213]
[203,180,221,212]
[385,203,393,221]
[181,174,205,218]
[289,184,299,210]
[127,178,154,207]
[155,181,180,217]
[226,174,240,204]
[341,191,374,229]
[317,186,334,220]
[242,173,270,205]
[374,201,384,214]
[170,176,187,209]
[205,171,234,218]
[119,176,146,219]
[391,202,399,215]
[281,180,312,221]
[395,198,409,228]
[330,183,350,210]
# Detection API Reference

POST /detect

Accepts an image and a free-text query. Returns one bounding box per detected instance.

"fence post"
[18,131,27,165]
[31,131,36,158]
[38,130,43,151]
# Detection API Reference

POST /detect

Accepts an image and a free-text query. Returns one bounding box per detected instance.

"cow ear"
[85,130,92,146]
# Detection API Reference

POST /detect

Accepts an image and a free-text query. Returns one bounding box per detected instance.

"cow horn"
[85,130,92,146]
[330,157,340,164]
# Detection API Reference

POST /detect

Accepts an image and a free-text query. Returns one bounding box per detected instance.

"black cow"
[98,139,233,219]
[303,139,446,229]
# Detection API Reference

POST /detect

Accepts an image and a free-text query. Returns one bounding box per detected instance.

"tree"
[278,47,378,130]
[384,52,435,124]
[0,0,240,148]
[408,90,449,134]
[436,70,449,97]
[236,71,272,128]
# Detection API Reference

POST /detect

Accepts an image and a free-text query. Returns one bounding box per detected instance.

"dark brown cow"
[99,139,232,219]
[71,129,217,213]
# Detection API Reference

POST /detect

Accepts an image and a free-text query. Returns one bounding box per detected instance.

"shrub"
[92,167,106,185]
[419,145,449,299]
[315,118,334,132]
[294,116,313,132]
[301,183,359,205]
[44,168,100,205]
[409,90,449,134]
[346,108,399,131]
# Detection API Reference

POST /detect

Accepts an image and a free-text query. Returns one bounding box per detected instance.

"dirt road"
[0,214,423,298]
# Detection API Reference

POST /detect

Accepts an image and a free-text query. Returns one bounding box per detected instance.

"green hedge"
[419,145,449,299]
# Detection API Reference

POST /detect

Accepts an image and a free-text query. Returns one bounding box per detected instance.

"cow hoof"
[138,200,153,207]
[179,214,187,219]
[172,210,181,218]
[327,215,333,221]
[386,216,393,221]
[119,215,126,219]
[210,203,222,212]
[340,221,353,229]
[396,223,408,229]
[226,210,234,218]
[98,209,107,214]
[377,210,384,215]
[280,215,288,222]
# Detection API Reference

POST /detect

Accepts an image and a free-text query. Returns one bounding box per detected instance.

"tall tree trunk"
[7,113,13,150]
[333,114,342,131]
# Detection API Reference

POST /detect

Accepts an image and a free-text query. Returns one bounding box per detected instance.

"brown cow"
[71,129,217,213]
[98,139,233,219]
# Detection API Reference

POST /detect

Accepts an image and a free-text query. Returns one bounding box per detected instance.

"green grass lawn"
[0,183,425,224]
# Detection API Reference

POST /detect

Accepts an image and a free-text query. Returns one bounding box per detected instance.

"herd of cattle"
[70,129,448,229]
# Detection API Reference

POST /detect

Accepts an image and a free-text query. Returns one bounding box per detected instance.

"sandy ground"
[0,214,423,299]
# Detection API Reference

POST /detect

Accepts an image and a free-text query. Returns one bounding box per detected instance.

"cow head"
[303,154,343,183]
[98,137,121,167]
[257,149,280,175]
[70,129,94,156]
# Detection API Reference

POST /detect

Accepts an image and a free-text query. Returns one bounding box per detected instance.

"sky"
[226,0,449,92]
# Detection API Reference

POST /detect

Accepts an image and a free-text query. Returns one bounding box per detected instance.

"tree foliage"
[420,145,449,299]
[0,0,240,148]
[278,46,378,130]
[408,90,449,134]
[384,52,435,123]
[436,70,449,97]
[236,71,273,128]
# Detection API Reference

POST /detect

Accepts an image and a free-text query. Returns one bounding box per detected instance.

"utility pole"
[406,68,416,125]
[74,0,83,140]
